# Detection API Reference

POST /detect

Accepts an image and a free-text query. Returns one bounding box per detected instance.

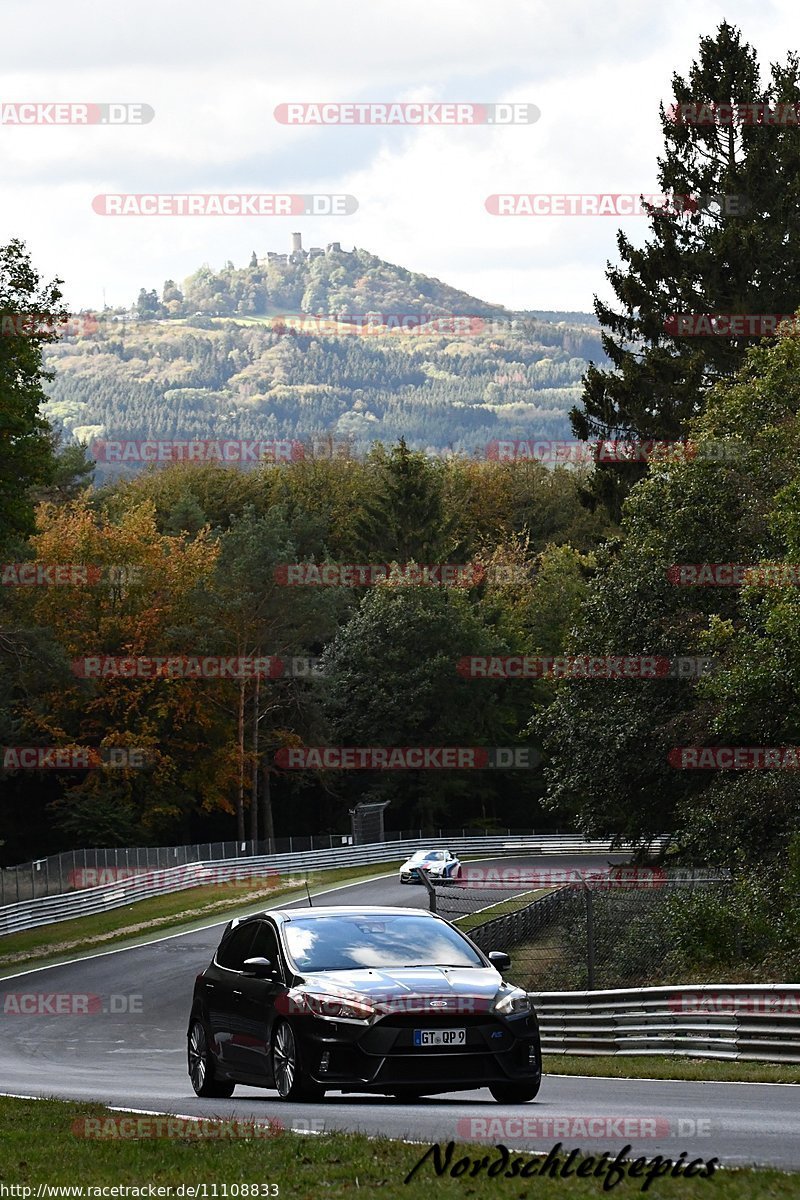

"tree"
[136,288,163,320]
[540,318,800,849]
[573,23,800,517]
[192,507,342,841]
[0,239,65,553]
[36,438,95,503]
[13,498,227,843]
[321,584,531,831]
[354,439,456,561]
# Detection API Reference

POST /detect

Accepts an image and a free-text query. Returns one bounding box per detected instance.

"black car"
[187,905,541,1103]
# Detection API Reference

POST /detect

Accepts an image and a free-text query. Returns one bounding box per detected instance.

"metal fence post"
[419,871,436,913]
[585,885,596,990]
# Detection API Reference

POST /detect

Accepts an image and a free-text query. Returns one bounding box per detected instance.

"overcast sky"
[1,0,796,314]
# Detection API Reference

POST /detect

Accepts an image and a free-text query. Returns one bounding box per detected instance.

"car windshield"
[282,913,484,972]
[409,851,442,862]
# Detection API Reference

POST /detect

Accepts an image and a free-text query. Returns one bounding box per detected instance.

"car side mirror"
[243,956,276,978]
[488,951,511,970]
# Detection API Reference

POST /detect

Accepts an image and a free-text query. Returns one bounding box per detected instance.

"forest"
[41,246,603,470]
[3,22,800,983]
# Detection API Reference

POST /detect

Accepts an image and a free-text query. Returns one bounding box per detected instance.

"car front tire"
[188,1019,235,1098]
[271,1019,326,1101]
[489,1079,541,1103]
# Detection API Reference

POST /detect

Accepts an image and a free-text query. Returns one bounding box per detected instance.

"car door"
[231,920,286,1080]
[209,923,258,1068]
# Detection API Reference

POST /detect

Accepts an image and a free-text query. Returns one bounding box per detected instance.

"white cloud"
[0,0,796,310]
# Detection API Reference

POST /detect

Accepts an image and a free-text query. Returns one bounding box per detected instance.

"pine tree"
[353,439,455,562]
[573,23,800,517]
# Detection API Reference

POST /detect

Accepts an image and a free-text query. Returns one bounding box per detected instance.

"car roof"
[228,905,442,929]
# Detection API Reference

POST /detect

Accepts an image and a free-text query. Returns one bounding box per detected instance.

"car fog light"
[319,1051,330,1074]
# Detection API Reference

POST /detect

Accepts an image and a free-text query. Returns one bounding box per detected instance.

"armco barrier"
[0,828,630,904]
[531,984,800,1064]
[0,834,658,936]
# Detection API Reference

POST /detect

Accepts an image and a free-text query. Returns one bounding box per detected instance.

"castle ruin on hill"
[259,233,352,267]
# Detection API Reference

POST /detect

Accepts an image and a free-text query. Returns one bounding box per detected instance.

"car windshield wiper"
[394,963,473,968]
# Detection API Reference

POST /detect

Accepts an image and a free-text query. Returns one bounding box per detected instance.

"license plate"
[413,1028,466,1047]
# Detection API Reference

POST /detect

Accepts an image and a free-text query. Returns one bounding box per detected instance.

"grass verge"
[0,1096,798,1196]
[0,863,403,974]
[544,1054,800,1084]
[452,887,552,933]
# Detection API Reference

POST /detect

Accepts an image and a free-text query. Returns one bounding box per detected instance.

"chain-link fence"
[433,868,733,990]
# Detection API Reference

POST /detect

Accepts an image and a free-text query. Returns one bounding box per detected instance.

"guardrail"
[530,984,800,1064]
[0,827,630,904]
[0,834,652,937]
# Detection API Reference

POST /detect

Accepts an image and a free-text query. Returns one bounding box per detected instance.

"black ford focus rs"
[187,905,542,1102]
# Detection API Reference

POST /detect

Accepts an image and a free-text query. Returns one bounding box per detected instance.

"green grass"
[544,1054,800,1084]
[0,863,404,975]
[0,1096,798,1196]
[453,888,551,932]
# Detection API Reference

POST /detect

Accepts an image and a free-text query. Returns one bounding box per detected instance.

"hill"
[42,242,607,471]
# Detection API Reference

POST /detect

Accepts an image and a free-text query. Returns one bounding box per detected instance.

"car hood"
[297,965,504,1008]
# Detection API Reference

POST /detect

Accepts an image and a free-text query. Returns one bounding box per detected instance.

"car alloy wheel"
[271,1020,325,1101]
[188,1020,235,1098]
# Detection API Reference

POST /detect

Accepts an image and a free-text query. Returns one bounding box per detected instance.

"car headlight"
[289,989,375,1021]
[492,988,532,1017]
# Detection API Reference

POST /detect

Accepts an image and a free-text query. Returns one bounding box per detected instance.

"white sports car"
[399,848,461,884]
